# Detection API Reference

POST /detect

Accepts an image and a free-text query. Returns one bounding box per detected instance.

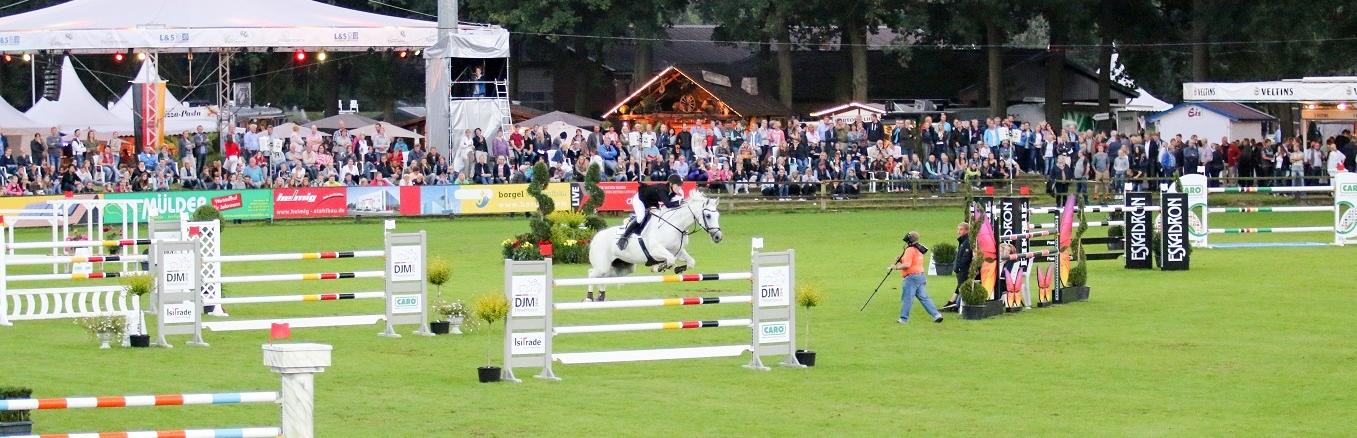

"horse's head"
[685,190,723,243]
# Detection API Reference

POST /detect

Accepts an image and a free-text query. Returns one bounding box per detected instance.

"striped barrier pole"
[4,255,149,266]
[1210,186,1333,193]
[553,272,753,287]
[206,292,386,305]
[1027,221,1124,230]
[1208,206,1335,213]
[1001,230,1052,241]
[4,427,284,438]
[1209,227,1333,234]
[211,270,385,284]
[1029,206,1162,214]
[1004,249,1055,261]
[554,295,752,311]
[5,271,148,282]
[206,250,386,263]
[0,392,279,411]
[554,318,753,335]
[6,239,153,250]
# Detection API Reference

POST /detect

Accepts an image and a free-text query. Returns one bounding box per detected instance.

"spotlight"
[3,54,11,62]
[113,53,124,62]
[22,53,30,62]
[413,49,421,56]
[1340,103,1349,111]
[317,51,327,62]
[398,50,407,58]
[136,52,146,61]
[294,49,306,62]
[1307,104,1316,110]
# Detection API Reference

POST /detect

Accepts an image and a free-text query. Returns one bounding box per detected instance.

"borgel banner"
[1160,193,1190,271]
[1125,192,1152,269]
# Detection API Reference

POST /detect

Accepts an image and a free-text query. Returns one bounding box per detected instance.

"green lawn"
[1,208,1354,437]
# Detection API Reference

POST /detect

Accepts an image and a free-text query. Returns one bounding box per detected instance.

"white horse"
[583,190,724,301]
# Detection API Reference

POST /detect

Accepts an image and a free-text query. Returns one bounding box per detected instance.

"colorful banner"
[346,186,401,215]
[103,190,273,222]
[273,187,347,219]
[579,182,702,212]
[452,183,573,215]
[133,81,166,154]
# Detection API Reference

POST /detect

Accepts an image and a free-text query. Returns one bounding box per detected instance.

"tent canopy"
[272,122,329,138]
[0,0,506,53]
[310,113,378,131]
[0,96,52,136]
[1123,87,1173,112]
[519,111,602,129]
[24,57,131,134]
[352,122,423,140]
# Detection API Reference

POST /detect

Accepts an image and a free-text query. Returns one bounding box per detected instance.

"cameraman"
[890,231,943,324]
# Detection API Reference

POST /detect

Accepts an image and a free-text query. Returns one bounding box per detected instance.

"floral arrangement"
[75,314,126,338]
[501,163,605,264]
[430,299,468,323]
[63,231,89,255]
[103,226,123,254]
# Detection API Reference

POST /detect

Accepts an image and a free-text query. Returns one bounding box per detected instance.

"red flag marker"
[539,240,553,257]
[1020,186,1030,196]
[270,323,291,344]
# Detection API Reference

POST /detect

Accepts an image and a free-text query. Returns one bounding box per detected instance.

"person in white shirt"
[1328,147,1348,177]
[454,129,474,180]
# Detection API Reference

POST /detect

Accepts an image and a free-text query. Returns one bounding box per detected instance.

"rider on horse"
[617,174,684,250]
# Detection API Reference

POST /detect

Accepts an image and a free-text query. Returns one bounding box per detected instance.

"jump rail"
[502,248,801,382]
[0,343,332,438]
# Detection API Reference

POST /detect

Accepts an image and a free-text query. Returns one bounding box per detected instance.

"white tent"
[24,57,132,134]
[352,122,423,140]
[0,0,483,52]
[1124,87,1173,112]
[0,96,52,136]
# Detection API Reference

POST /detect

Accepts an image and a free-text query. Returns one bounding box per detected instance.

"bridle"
[653,197,721,237]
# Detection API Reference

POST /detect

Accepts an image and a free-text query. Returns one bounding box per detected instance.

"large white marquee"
[0,0,503,54]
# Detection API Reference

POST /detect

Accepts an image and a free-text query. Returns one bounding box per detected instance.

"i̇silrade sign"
[455,183,572,214]
[103,190,273,222]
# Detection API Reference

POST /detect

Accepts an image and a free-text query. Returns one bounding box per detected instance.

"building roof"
[519,111,603,129]
[605,64,793,119]
[809,102,887,118]
[1147,102,1277,122]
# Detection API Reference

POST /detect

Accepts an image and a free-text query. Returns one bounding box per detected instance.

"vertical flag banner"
[131,59,166,154]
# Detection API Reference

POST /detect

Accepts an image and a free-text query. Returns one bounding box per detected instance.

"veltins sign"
[391,294,421,314]
[161,250,196,292]
[1125,192,1152,269]
[757,266,790,307]
[163,301,196,324]
[388,245,422,282]
[1160,193,1190,271]
[510,275,546,317]
[758,322,790,344]
[510,332,546,355]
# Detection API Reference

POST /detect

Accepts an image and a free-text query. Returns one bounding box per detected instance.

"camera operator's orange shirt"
[899,247,925,277]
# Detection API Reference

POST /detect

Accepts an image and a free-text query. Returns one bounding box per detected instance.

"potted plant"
[1106,225,1125,250]
[429,299,453,335]
[958,281,992,320]
[931,242,957,276]
[794,284,823,367]
[0,387,32,436]
[472,292,509,383]
[121,274,154,348]
[427,256,451,297]
[75,314,126,349]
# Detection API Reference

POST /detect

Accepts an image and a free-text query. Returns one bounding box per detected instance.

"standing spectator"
[1092,144,1110,201]
[241,123,259,162]
[44,127,61,168]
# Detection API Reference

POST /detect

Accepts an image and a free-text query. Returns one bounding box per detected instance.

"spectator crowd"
[2,114,1354,199]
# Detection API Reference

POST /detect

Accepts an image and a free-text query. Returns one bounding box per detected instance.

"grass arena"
[1,204,1353,437]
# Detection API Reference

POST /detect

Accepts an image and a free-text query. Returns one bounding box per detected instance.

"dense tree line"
[1,0,1354,120]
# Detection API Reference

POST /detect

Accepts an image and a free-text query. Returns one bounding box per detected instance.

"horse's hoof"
[674,265,688,274]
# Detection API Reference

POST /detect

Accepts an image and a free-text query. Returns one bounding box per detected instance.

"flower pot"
[960,305,990,320]
[0,421,33,436]
[97,332,112,349]
[1107,239,1124,251]
[477,366,502,383]
[429,321,450,335]
[129,334,151,348]
[983,299,1005,318]
[1056,286,1090,303]
[932,262,954,276]
[449,316,465,335]
[795,350,817,367]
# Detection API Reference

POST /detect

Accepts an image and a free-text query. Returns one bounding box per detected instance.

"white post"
[263,343,332,438]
